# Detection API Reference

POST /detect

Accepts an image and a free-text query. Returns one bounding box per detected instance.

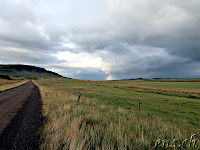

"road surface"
[0,81,42,150]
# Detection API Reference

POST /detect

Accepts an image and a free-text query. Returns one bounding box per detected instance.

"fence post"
[77,91,81,103]
[138,102,140,111]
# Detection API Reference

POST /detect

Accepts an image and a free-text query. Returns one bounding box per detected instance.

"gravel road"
[0,81,43,150]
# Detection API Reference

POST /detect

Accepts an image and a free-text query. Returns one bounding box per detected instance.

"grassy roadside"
[34,79,200,149]
[0,79,28,91]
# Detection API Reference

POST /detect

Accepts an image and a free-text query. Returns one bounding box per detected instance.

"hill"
[0,75,12,80]
[0,64,63,79]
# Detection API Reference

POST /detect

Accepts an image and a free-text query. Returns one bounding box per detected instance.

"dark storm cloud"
[0,0,200,79]
[0,46,61,65]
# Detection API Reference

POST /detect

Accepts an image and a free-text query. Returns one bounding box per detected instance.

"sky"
[0,0,200,80]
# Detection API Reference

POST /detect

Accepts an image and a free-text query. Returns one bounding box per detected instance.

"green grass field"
[35,79,200,149]
[134,82,200,89]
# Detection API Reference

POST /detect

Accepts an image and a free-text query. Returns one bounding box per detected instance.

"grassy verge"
[0,79,28,91]
[34,79,200,149]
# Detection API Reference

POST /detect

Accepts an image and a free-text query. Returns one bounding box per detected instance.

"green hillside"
[0,64,63,79]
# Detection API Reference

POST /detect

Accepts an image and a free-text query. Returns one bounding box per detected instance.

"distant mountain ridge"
[0,64,63,79]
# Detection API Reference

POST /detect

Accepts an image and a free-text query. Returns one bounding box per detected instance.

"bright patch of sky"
[55,51,102,69]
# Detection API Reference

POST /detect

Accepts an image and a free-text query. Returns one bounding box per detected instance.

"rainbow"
[106,75,112,80]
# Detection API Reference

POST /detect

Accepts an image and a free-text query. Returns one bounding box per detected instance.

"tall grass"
[34,81,199,150]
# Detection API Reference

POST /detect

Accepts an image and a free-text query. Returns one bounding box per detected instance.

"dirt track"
[0,81,42,150]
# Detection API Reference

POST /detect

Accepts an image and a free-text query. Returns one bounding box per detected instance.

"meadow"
[34,79,200,149]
